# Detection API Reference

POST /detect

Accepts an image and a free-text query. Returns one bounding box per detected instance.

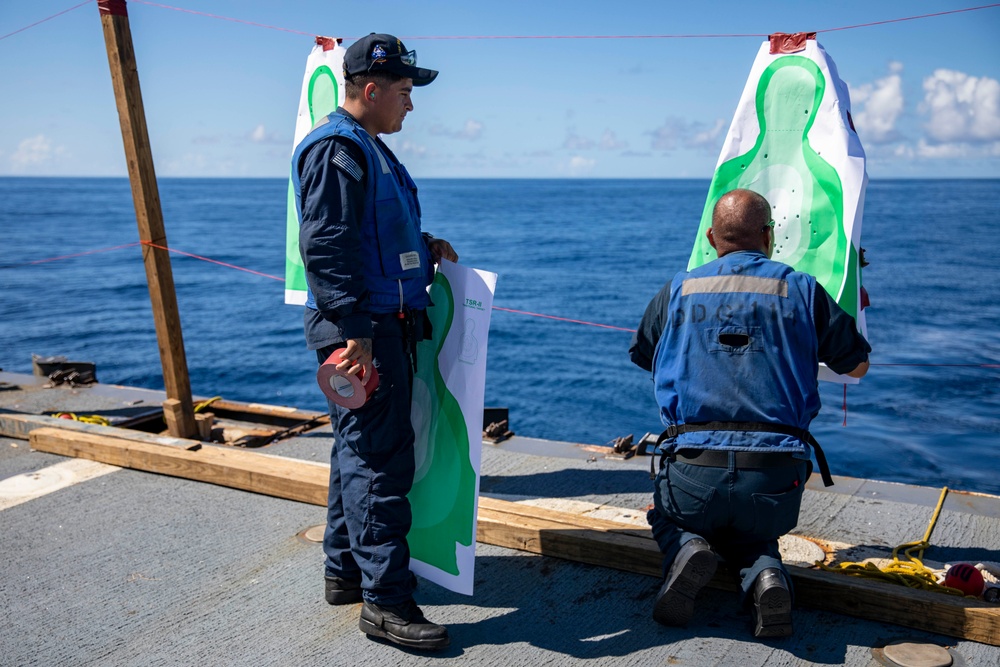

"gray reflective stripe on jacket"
[681,275,788,297]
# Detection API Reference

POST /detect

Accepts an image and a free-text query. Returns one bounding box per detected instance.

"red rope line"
[87,1,1000,42]
[10,239,1000,370]
[128,0,315,36]
[871,362,1000,369]
[491,306,637,332]
[0,0,94,42]
[1,241,141,267]
[842,384,848,426]
[816,3,1000,33]
[140,240,285,281]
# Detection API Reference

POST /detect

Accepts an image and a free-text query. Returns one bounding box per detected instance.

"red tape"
[98,0,128,16]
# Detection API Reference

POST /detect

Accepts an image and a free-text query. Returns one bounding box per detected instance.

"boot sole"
[652,547,717,626]
[753,583,793,638]
[359,617,451,651]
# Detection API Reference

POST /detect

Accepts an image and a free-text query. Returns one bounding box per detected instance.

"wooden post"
[97,0,197,438]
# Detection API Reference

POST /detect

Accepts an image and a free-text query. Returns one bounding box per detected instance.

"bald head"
[708,189,772,257]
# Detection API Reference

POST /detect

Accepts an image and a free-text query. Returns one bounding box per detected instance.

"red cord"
[0,0,93,42]
[140,240,285,281]
[35,0,995,43]
[12,240,1000,370]
[843,384,848,426]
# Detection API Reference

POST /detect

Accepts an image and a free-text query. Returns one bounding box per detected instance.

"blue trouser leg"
[649,452,808,605]
[322,419,360,579]
[317,335,416,606]
[647,505,703,579]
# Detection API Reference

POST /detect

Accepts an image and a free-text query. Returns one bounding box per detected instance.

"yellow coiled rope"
[194,396,222,413]
[817,486,969,596]
[52,412,111,426]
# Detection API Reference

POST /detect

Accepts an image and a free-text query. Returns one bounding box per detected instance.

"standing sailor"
[291,32,457,652]
[629,188,870,638]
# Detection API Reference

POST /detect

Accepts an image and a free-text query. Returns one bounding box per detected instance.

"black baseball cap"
[343,33,438,87]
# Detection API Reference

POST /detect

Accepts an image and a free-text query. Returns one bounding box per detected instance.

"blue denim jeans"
[317,332,416,606]
[648,452,810,604]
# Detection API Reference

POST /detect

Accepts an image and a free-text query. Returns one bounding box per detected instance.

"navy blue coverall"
[296,109,435,607]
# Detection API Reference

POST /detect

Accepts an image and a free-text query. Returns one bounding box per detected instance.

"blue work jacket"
[292,111,432,314]
[653,251,820,453]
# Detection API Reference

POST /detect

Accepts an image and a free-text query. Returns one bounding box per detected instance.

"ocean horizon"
[2,176,998,493]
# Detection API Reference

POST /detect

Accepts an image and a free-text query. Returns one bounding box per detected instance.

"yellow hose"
[194,396,222,413]
[52,412,111,426]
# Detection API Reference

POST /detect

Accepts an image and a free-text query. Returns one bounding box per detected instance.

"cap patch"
[371,44,387,61]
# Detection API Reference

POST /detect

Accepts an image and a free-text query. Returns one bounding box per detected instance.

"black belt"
[656,421,834,487]
[673,449,803,469]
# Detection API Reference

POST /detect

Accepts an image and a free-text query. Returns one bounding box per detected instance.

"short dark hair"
[344,71,405,100]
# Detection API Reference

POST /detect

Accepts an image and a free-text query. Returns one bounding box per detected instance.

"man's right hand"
[846,359,870,379]
[336,338,373,378]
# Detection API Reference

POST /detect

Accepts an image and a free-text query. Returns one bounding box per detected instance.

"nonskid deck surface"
[1,374,998,666]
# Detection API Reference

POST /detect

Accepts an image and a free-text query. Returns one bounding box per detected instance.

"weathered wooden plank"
[0,411,199,450]
[28,426,1000,645]
[29,428,327,506]
[208,399,328,423]
[478,498,999,645]
[792,567,998,645]
[98,0,196,439]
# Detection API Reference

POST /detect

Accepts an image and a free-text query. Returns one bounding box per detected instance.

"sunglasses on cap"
[369,49,417,72]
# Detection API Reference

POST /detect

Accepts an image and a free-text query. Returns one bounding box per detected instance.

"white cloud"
[921,69,1000,143]
[688,119,726,149]
[563,130,594,150]
[646,117,725,152]
[10,134,64,170]
[647,119,682,151]
[564,155,596,175]
[851,62,905,143]
[429,119,484,141]
[396,140,427,158]
[914,139,968,158]
[599,129,628,151]
[892,144,914,158]
[247,124,284,144]
[914,138,1000,159]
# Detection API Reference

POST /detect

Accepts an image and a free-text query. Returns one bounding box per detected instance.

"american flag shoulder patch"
[331,150,363,182]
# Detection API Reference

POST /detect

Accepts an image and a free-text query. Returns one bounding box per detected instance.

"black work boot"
[326,572,418,605]
[324,576,362,605]
[359,599,450,651]
[752,568,793,638]
[652,537,717,626]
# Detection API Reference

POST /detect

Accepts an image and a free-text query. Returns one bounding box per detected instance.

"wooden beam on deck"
[0,411,199,450]
[28,426,1000,646]
[97,0,196,439]
[30,427,326,506]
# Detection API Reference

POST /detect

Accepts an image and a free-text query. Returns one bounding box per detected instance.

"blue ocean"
[1,178,998,493]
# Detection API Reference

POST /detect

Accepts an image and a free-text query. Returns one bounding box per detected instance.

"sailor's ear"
[706,227,717,250]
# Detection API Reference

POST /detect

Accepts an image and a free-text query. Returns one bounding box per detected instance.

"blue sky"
[2,0,998,178]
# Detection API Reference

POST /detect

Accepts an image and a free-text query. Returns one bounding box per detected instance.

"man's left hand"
[428,238,458,264]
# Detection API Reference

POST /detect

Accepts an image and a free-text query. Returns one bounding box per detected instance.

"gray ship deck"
[1,371,998,666]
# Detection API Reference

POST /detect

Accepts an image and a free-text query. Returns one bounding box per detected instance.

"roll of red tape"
[317,349,379,409]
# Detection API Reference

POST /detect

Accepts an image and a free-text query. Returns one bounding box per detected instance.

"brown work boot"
[359,598,450,651]
[652,538,717,626]
[752,568,793,638]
